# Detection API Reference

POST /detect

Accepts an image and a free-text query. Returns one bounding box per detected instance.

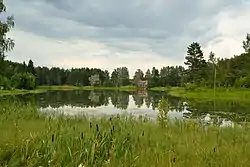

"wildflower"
[78,163,85,167]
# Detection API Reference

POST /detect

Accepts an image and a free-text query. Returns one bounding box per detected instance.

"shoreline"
[1,85,250,101]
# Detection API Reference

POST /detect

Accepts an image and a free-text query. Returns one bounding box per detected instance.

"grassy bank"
[1,100,250,166]
[37,85,138,91]
[0,85,138,96]
[150,86,250,101]
[167,87,250,101]
[0,89,46,96]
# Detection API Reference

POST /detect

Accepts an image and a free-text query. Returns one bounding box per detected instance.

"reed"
[0,100,250,166]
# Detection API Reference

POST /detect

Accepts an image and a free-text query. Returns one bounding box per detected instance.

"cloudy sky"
[4,0,250,75]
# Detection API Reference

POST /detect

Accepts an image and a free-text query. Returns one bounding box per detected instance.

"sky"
[3,0,250,75]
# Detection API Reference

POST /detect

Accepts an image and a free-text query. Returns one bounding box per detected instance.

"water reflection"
[10,90,250,126]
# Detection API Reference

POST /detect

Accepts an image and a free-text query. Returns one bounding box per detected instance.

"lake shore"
[1,100,250,166]
[37,85,138,91]
[1,85,250,101]
[0,89,47,96]
[0,85,138,96]
[165,87,250,101]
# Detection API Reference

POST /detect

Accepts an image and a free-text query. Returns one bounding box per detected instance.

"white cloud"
[7,29,177,76]
[203,1,250,58]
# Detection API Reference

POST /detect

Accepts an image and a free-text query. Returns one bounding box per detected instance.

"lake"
[10,90,250,125]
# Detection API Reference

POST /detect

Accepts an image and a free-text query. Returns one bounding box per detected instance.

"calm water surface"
[15,90,250,125]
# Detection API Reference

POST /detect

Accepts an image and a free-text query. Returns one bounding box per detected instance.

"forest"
[1,34,250,91]
[1,1,250,90]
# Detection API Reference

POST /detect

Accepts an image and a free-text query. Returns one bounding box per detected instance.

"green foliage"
[10,73,36,90]
[0,75,11,90]
[0,2,15,59]
[27,59,36,76]
[111,67,130,87]
[184,83,198,91]
[157,97,170,127]
[133,69,144,85]
[0,1,15,77]
[22,73,36,90]
[184,42,207,84]
[10,73,22,89]
[243,33,250,53]
[89,74,101,86]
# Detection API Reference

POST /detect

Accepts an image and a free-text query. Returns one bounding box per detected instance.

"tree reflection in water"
[9,90,250,124]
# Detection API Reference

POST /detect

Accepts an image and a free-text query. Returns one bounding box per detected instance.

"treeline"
[1,1,250,90]
[1,59,186,89]
[1,33,250,90]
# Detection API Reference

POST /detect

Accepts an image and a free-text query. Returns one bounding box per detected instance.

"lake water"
[13,90,250,126]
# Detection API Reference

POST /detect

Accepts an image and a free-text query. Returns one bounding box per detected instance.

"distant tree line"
[1,1,250,90]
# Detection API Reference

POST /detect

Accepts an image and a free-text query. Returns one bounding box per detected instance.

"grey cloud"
[6,0,238,36]
[4,0,243,62]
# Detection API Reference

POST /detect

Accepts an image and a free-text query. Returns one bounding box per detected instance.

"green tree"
[243,33,250,53]
[27,59,36,76]
[184,42,207,84]
[102,70,110,86]
[149,67,159,87]
[133,69,144,85]
[11,73,22,89]
[0,1,15,86]
[21,73,36,90]
[145,69,151,80]
[111,67,129,86]
[89,74,100,86]
[111,69,119,86]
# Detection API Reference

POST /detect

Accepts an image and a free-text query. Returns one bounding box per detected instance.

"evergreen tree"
[184,42,207,84]
[243,33,250,53]
[27,59,36,76]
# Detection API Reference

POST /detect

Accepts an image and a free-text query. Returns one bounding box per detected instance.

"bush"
[184,83,198,91]
[0,75,12,90]
[10,73,36,90]
[11,73,23,89]
[22,73,36,90]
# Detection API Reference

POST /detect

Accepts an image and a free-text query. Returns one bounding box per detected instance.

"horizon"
[4,0,250,76]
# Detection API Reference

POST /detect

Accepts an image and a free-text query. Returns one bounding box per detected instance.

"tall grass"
[1,99,250,166]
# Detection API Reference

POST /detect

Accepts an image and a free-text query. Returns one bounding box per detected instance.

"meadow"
[1,99,250,167]
[151,86,250,101]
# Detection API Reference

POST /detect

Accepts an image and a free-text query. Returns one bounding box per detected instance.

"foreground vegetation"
[0,100,250,166]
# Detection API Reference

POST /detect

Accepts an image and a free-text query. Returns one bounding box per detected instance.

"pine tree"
[184,42,207,84]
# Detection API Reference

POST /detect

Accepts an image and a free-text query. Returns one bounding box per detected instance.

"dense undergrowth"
[0,99,250,166]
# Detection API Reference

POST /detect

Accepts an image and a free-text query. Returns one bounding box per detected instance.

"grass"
[168,87,250,101]
[1,100,250,166]
[37,85,138,91]
[150,86,250,101]
[150,86,172,91]
[0,89,46,96]
[0,85,138,96]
